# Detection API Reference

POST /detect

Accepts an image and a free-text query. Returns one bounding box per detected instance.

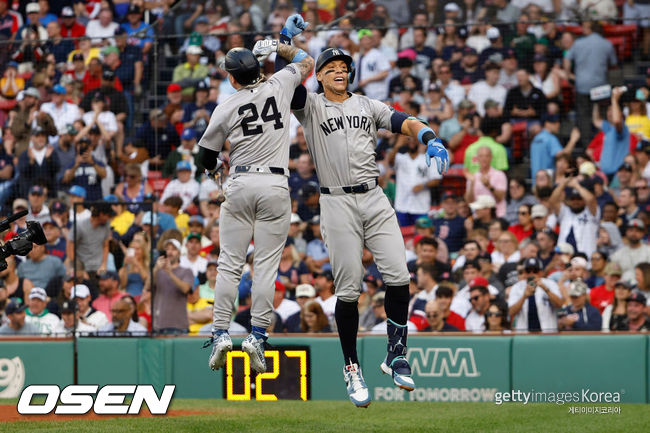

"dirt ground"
[0,405,210,422]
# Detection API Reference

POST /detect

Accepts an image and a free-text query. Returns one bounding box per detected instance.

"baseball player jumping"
[255,15,449,407]
[199,44,314,373]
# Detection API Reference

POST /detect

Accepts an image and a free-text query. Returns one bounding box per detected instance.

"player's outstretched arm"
[398,115,449,175]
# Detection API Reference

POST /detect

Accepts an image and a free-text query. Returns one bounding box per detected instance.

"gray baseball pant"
[211,174,291,330]
[320,187,410,303]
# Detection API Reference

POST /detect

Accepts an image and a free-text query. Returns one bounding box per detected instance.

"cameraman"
[508,257,563,332]
[61,136,107,201]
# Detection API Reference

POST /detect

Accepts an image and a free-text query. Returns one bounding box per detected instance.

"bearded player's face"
[318,60,348,94]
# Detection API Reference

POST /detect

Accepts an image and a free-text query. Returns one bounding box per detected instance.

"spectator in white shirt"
[548,175,600,258]
[355,29,390,101]
[508,257,563,332]
[468,62,507,117]
[85,8,118,46]
[40,84,82,136]
[465,285,491,332]
[70,284,108,330]
[386,136,442,226]
[180,233,208,277]
[24,288,60,335]
[160,160,200,211]
[314,269,337,319]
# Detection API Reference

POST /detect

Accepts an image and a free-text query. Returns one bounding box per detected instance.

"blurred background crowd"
[1,0,650,336]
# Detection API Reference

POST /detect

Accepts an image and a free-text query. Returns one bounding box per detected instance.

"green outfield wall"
[0,335,646,402]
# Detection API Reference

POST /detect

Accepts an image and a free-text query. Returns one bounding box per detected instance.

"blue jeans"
[395,211,427,227]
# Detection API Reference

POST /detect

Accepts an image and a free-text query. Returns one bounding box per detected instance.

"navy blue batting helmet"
[316,48,356,84]
[224,48,260,85]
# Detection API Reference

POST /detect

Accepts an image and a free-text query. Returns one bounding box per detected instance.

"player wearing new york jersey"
[200,43,314,375]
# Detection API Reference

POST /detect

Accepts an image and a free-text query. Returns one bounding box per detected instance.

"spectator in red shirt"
[59,6,86,46]
[0,0,19,41]
[589,262,622,313]
[508,204,534,242]
[434,285,466,330]
[82,59,123,94]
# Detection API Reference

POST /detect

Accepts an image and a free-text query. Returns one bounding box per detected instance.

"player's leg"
[207,177,255,370]
[360,188,414,391]
[320,194,370,407]
[244,176,292,373]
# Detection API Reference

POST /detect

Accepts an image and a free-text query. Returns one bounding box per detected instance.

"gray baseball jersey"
[200,64,302,331]
[294,92,410,301]
[292,92,392,188]
[199,65,303,169]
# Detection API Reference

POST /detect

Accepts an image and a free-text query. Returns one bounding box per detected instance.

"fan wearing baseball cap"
[611,218,650,282]
[159,160,201,211]
[162,128,203,179]
[25,288,60,335]
[557,279,602,331]
[507,257,563,332]
[612,291,650,331]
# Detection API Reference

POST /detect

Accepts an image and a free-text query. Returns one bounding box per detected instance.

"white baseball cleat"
[206,332,233,371]
[242,333,267,373]
[343,363,371,408]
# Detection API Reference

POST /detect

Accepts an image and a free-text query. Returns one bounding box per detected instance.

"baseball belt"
[233,165,289,176]
[320,178,378,195]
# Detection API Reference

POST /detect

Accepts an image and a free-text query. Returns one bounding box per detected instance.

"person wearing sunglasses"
[484,301,510,332]
[508,257,563,332]
[422,300,458,332]
[465,285,491,332]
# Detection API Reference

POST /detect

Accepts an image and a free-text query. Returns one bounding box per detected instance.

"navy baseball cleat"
[380,320,415,391]
[204,331,232,371]
[343,363,371,408]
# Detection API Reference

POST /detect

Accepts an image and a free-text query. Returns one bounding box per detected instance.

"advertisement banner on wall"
[360,336,512,403]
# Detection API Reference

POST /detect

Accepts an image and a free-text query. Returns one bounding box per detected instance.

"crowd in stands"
[2,0,650,336]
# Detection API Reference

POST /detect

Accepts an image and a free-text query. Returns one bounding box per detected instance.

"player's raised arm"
[252,31,314,83]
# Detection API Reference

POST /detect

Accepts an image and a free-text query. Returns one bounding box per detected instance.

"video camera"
[0,210,47,271]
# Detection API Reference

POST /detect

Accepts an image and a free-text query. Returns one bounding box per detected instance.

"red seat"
[604,25,637,60]
[440,171,466,198]
[561,25,583,35]
[511,122,528,161]
[560,79,575,115]
[606,36,626,60]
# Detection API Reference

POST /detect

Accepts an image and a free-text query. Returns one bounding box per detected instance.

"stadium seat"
[603,23,637,59]
[441,167,466,198]
[400,225,415,244]
[606,36,626,60]
[511,122,528,161]
[560,79,575,114]
[562,25,583,35]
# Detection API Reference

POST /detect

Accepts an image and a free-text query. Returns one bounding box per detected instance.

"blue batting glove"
[281,14,309,38]
[426,138,449,174]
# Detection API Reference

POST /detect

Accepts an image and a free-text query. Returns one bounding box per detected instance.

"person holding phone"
[508,257,563,332]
